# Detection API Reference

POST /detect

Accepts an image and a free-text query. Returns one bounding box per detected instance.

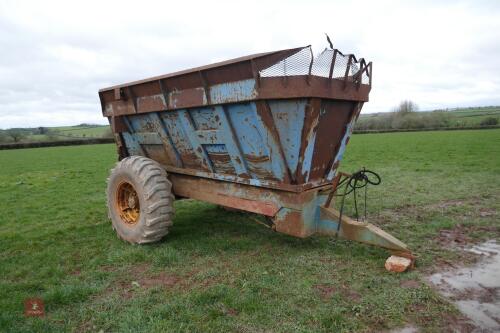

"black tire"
[106,156,174,244]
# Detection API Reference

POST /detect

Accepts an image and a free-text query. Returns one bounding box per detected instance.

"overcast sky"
[1,0,499,129]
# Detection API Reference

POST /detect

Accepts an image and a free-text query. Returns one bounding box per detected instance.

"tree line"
[355,100,499,131]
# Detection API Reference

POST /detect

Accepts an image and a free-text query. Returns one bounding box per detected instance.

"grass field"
[52,125,109,137]
[449,107,500,126]
[1,129,499,332]
[356,106,500,130]
[25,125,110,142]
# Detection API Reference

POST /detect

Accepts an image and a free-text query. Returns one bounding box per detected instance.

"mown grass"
[0,129,499,332]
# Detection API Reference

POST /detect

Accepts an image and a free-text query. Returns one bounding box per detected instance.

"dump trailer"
[99,45,413,267]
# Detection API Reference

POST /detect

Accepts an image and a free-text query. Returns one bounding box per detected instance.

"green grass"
[52,125,109,137]
[1,130,499,332]
[448,107,500,126]
[22,125,110,142]
[357,106,500,129]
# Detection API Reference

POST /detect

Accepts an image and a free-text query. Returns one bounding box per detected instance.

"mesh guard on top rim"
[99,45,372,118]
[260,46,370,85]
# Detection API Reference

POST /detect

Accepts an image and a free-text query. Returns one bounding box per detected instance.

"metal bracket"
[318,206,411,254]
[250,59,261,88]
[198,71,211,105]
[324,171,351,208]
[158,79,170,109]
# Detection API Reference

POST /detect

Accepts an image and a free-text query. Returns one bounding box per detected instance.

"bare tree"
[7,129,26,142]
[0,131,8,143]
[394,100,418,114]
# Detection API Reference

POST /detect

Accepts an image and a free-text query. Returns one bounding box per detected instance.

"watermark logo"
[24,298,44,317]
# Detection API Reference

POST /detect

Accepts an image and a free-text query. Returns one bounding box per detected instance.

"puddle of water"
[428,240,500,332]
[389,324,419,333]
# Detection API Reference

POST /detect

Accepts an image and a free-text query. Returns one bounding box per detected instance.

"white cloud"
[0,0,499,128]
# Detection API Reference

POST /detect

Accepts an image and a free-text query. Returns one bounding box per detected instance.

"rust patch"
[170,174,281,216]
[136,94,167,113]
[142,144,173,166]
[258,76,370,102]
[247,163,277,181]
[109,100,135,116]
[170,87,205,109]
[207,152,236,175]
[244,154,270,163]
[111,116,127,133]
[295,98,321,184]
[273,209,310,238]
[309,100,355,181]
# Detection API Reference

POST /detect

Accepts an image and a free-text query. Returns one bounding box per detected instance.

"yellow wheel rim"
[116,182,140,225]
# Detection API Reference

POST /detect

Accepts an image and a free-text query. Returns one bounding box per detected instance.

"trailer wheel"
[106,156,174,244]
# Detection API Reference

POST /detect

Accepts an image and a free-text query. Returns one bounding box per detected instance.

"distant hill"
[356,106,500,131]
[0,124,111,144]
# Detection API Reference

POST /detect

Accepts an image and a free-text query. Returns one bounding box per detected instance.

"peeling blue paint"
[268,100,306,178]
[119,96,356,189]
[210,79,257,104]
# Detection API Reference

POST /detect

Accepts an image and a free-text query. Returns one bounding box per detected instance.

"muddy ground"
[428,240,500,332]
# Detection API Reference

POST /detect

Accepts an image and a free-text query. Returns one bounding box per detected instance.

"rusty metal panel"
[266,99,306,183]
[102,45,372,193]
[225,103,282,181]
[308,100,354,181]
[296,98,321,183]
[274,208,312,238]
[116,97,363,190]
[159,112,209,170]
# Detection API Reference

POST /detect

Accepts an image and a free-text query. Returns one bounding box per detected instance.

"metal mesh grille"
[260,46,370,85]
[259,47,312,77]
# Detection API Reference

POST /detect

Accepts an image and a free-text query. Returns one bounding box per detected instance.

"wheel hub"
[128,195,137,209]
[116,182,140,225]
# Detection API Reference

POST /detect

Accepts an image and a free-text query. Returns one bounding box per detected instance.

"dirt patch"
[226,308,239,316]
[430,199,469,210]
[436,224,472,246]
[479,208,496,218]
[100,265,119,272]
[314,284,337,299]
[99,263,226,301]
[344,289,361,302]
[400,280,420,289]
[313,284,361,302]
[441,314,476,333]
[139,272,180,289]
[435,224,499,249]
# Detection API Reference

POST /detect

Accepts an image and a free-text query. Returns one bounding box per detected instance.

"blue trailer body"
[118,97,357,190]
[99,45,413,260]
